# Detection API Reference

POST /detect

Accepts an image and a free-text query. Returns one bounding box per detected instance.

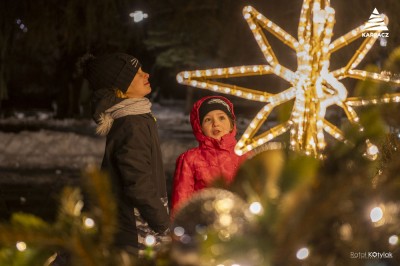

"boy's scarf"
[96,97,151,135]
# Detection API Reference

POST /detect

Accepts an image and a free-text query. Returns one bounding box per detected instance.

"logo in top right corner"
[362,8,389,38]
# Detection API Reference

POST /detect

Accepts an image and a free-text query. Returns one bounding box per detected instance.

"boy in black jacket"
[82,53,170,255]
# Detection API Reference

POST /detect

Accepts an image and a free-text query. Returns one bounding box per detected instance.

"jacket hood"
[190,96,237,148]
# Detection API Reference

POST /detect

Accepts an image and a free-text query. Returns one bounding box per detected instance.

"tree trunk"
[185,86,194,113]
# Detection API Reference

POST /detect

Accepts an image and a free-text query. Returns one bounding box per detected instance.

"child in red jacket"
[171,96,244,215]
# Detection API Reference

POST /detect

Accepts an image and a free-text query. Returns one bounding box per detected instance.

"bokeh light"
[389,235,398,245]
[370,207,383,223]
[16,241,27,252]
[296,247,309,260]
[249,201,263,215]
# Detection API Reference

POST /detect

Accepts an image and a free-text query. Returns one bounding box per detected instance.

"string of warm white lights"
[176,0,400,157]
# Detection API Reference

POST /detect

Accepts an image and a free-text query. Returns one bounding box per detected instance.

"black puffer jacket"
[93,90,169,251]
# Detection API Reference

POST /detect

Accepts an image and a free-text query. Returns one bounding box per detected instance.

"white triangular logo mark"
[364,8,389,31]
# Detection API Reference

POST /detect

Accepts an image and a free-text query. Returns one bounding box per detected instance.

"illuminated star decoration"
[176,0,400,157]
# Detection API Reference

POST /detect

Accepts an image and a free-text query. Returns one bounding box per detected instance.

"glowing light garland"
[176,0,400,157]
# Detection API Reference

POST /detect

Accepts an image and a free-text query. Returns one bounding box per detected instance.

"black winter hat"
[80,53,141,93]
[199,98,234,124]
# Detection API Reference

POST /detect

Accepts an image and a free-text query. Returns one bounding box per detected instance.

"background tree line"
[0,0,398,118]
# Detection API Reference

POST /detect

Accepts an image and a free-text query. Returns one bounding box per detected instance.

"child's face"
[125,68,151,98]
[201,110,232,141]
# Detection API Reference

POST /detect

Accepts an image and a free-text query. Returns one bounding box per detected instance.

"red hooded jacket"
[171,96,244,214]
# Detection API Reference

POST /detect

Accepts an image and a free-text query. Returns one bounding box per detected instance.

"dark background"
[0,0,399,119]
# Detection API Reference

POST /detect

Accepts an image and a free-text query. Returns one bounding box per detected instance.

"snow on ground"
[0,102,257,179]
[0,103,196,176]
[0,130,103,169]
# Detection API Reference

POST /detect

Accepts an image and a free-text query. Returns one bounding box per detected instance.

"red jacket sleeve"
[171,152,195,217]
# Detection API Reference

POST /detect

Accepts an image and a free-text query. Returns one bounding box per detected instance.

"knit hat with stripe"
[198,97,234,124]
[82,53,141,93]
